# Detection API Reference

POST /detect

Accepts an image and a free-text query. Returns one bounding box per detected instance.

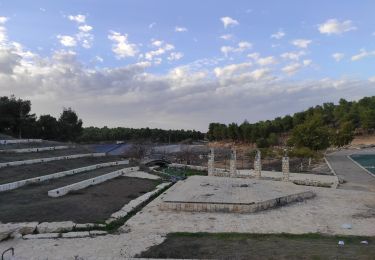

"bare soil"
[0,156,124,184]
[0,167,158,223]
[138,233,375,259]
[0,147,96,162]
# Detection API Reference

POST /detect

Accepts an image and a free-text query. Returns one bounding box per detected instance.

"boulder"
[37,221,75,233]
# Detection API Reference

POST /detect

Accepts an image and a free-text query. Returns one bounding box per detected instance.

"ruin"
[208,148,215,176]
[254,149,262,178]
[229,148,237,176]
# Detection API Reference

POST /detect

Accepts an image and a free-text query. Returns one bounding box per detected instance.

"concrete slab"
[161,176,315,213]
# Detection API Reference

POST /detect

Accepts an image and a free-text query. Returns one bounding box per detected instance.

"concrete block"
[61,231,90,238]
[89,230,108,236]
[23,233,60,239]
[37,221,75,233]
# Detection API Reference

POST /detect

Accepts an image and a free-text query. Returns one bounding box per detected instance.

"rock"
[23,233,60,239]
[61,231,90,238]
[89,230,107,236]
[0,222,38,241]
[37,221,75,233]
[75,223,97,229]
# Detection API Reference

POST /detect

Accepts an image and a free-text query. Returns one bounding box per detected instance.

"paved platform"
[160,176,315,213]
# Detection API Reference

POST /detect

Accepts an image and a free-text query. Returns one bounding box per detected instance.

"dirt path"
[138,233,375,259]
[326,149,375,192]
[0,167,157,223]
[0,156,124,184]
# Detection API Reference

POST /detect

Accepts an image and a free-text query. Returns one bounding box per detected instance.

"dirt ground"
[138,233,375,259]
[0,170,158,223]
[0,147,96,162]
[0,155,124,184]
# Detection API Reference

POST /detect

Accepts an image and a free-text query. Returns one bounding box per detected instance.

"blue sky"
[0,0,374,130]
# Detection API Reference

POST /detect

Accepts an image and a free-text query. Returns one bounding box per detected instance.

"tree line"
[0,95,204,143]
[207,96,375,150]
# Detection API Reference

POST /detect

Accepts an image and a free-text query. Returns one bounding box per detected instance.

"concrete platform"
[160,176,315,213]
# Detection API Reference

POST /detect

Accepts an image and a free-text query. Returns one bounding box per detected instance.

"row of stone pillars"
[208,148,290,181]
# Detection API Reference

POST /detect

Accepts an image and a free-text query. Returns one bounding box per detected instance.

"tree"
[290,115,331,150]
[332,121,355,147]
[38,115,59,140]
[58,108,83,141]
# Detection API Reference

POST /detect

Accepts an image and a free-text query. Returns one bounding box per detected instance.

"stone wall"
[0,160,129,192]
[0,153,106,169]
[0,139,42,145]
[48,166,139,197]
[0,146,71,154]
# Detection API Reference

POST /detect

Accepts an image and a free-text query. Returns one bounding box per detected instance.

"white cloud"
[0,17,8,24]
[257,56,277,66]
[68,14,86,23]
[57,35,77,47]
[369,76,375,83]
[221,16,239,29]
[250,68,270,80]
[220,34,233,40]
[144,42,175,62]
[280,51,306,61]
[318,19,356,35]
[248,52,260,60]
[175,26,187,32]
[221,41,252,56]
[332,52,345,62]
[168,52,184,61]
[149,22,156,29]
[214,62,252,78]
[291,39,312,48]
[271,30,285,39]
[282,59,311,76]
[78,25,93,32]
[108,31,138,59]
[351,49,375,61]
[0,26,7,43]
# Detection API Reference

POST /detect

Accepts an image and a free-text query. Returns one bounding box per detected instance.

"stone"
[23,233,60,239]
[282,156,290,182]
[61,231,90,238]
[254,150,262,178]
[229,148,237,176]
[0,222,38,241]
[89,230,108,236]
[37,221,75,233]
[208,148,215,176]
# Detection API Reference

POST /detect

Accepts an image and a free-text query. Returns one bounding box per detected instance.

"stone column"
[229,148,237,176]
[282,156,290,181]
[208,148,215,176]
[254,150,262,178]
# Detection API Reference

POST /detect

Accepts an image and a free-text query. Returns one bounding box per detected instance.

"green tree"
[332,121,354,147]
[38,115,59,140]
[58,108,83,141]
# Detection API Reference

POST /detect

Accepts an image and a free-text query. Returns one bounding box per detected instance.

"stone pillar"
[254,150,262,178]
[208,148,215,176]
[282,156,290,181]
[229,148,237,176]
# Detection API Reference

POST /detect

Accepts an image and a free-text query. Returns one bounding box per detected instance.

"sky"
[0,0,374,131]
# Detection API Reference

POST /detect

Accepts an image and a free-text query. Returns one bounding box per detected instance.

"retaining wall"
[0,146,71,154]
[0,159,128,192]
[0,153,106,169]
[0,139,42,145]
[48,166,139,197]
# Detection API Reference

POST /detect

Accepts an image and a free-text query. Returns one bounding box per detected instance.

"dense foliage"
[0,95,204,143]
[0,96,83,141]
[78,127,204,143]
[208,96,375,149]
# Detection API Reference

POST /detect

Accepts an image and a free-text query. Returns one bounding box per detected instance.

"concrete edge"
[346,155,375,179]
[323,157,339,189]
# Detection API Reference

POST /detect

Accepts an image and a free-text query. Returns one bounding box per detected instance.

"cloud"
[68,14,86,23]
[175,26,187,32]
[221,41,252,56]
[221,16,239,28]
[248,52,260,60]
[220,34,233,40]
[0,17,8,24]
[144,42,174,62]
[168,52,184,61]
[78,25,93,32]
[282,60,311,75]
[369,76,375,83]
[57,35,77,47]
[291,39,312,48]
[351,49,375,61]
[257,56,278,66]
[332,52,345,62]
[0,49,21,74]
[318,19,356,35]
[271,30,285,39]
[280,51,306,61]
[214,62,252,78]
[149,22,156,29]
[108,31,139,59]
